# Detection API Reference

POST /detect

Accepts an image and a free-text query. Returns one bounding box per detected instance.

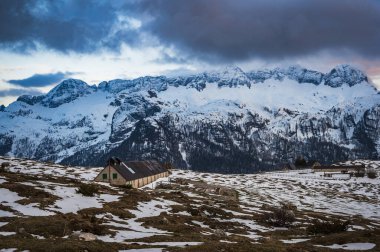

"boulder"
[214,228,226,237]
[160,217,170,225]
[1,162,10,168]
[78,232,97,241]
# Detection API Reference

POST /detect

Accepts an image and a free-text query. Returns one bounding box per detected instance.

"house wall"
[313,168,365,173]
[94,166,109,182]
[126,171,169,188]
[95,168,169,188]
[94,165,127,185]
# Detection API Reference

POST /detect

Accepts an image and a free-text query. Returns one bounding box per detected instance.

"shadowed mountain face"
[0,65,379,173]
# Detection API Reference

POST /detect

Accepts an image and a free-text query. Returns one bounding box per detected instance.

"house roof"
[289,163,297,170]
[313,165,365,170]
[106,157,167,181]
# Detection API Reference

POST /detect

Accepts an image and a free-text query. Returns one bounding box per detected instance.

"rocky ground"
[0,156,379,251]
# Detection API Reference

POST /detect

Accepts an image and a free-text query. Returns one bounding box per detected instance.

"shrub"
[0,162,10,172]
[264,203,296,227]
[68,215,108,235]
[189,208,201,216]
[294,156,307,167]
[76,183,99,197]
[354,172,365,178]
[156,183,174,189]
[281,202,297,211]
[123,184,133,189]
[367,169,377,179]
[118,184,133,190]
[1,162,10,168]
[307,218,350,234]
[163,162,175,170]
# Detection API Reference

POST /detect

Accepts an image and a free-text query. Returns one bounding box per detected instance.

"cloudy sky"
[1,0,380,106]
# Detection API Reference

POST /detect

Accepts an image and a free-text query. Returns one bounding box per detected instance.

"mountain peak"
[51,79,90,92]
[285,65,324,85]
[218,65,251,87]
[222,65,244,74]
[324,64,368,87]
[41,79,95,108]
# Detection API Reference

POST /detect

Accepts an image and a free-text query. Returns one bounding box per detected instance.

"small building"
[322,172,351,180]
[283,163,297,170]
[94,157,169,188]
[313,164,365,174]
[0,162,10,170]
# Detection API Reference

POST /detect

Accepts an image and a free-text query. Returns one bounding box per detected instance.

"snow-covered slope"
[1,156,379,251]
[0,65,379,172]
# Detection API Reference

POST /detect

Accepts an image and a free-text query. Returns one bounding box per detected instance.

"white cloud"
[0,43,197,105]
[0,96,18,106]
[371,77,380,90]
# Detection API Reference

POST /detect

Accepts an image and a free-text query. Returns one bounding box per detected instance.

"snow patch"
[315,243,376,250]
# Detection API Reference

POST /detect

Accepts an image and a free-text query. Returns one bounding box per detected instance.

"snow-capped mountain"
[0,64,379,173]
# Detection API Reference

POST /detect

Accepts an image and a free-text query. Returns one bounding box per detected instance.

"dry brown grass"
[2,212,113,238]
[1,159,380,251]
[0,236,127,252]
[1,182,59,207]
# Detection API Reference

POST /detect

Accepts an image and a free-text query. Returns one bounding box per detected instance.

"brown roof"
[107,157,167,181]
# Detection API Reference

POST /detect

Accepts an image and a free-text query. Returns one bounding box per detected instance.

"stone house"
[94,157,169,188]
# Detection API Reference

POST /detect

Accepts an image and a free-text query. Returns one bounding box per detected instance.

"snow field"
[0,157,379,251]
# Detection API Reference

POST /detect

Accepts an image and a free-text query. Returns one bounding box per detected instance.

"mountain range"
[0,64,379,173]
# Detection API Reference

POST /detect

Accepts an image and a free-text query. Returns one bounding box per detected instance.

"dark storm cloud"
[0,89,43,98]
[138,0,380,61]
[7,72,74,87]
[0,0,139,53]
[1,0,380,62]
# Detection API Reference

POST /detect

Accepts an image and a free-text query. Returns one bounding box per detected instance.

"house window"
[102,174,107,180]
[113,173,118,179]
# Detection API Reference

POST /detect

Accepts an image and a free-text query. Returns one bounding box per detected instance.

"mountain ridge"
[14,64,375,107]
[1,64,379,173]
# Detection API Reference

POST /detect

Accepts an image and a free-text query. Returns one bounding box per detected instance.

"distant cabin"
[94,157,169,188]
[283,163,297,170]
[312,163,365,173]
